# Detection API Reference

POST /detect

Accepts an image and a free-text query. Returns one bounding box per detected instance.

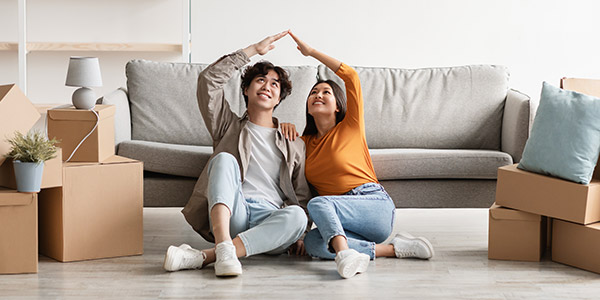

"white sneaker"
[214,241,242,276]
[163,244,206,271]
[335,249,370,279]
[390,232,434,259]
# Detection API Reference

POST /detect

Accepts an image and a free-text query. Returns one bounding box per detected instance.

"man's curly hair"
[240,61,292,110]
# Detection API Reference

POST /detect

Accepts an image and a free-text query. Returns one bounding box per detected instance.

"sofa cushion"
[518,82,600,184]
[127,60,212,146]
[126,60,318,147]
[318,64,509,150]
[369,149,513,180]
[117,140,212,178]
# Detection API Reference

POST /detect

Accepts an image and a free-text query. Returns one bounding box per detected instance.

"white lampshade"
[65,56,103,87]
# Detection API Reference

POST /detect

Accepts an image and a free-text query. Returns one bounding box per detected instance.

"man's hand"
[243,30,289,58]
[288,239,306,256]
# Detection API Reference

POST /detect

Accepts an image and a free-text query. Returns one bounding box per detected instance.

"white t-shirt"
[242,121,286,207]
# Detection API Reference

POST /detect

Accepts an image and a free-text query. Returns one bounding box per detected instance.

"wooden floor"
[2,208,600,299]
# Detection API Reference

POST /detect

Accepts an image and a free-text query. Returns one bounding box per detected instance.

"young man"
[163,31,311,277]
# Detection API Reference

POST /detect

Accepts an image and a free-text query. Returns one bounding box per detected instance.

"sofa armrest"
[98,87,131,150]
[501,89,530,163]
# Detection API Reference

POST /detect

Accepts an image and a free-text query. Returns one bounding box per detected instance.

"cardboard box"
[47,105,115,162]
[0,148,63,189]
[0,189,38,274]
[0,84,41,166]
[561,77,600,97]
[38,156,143,262]
[496,164,600,224]
[488,203,546,261]
[552,219,600,274]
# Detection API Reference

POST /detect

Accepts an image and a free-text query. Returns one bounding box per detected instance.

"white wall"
[1,0,599,106]
[192,0,600,106]
[0,0,183,104]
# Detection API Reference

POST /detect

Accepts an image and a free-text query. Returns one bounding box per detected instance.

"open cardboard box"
[0,189,38,274]
[0,84,41,166]
[488,203,546,261]
[38,155,143,262]
[0,148,63,190]
[47,105,115,162]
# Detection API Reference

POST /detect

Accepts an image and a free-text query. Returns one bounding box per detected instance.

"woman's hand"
[289,31,314,57]
[288,239,306,256]
[280,122,299,141]
[288,30,341,72]
[243,30,289,57]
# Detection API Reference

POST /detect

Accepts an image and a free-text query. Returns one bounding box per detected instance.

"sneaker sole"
[163,246,181,272]
[396,232,435,259]
[339,254,369,279]
[215,266,242,277]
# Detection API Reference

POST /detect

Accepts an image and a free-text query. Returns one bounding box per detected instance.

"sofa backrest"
[318,64,509,150]
[127,60,508,150]
[126,60,317,146]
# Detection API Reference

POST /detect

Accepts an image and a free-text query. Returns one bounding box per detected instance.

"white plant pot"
[13,160,44,193]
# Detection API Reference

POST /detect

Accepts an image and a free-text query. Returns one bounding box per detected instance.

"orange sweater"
[302,63,378,196]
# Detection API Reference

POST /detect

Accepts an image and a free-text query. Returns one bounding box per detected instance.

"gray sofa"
[101,59,530,208]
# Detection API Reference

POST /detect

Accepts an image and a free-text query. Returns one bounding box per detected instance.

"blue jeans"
[304,183,395,260]
[206,152,308,256]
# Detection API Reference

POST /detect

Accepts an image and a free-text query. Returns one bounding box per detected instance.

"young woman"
[283,31,434,279]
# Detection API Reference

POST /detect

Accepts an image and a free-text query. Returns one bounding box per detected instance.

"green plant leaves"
[4,130,59,163]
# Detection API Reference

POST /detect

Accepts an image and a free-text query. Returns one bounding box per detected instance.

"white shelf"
[0,42,18,51]
[1,42,182,52]
[12,0,191,95]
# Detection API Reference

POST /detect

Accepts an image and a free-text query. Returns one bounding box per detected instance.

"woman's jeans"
[206,152,308,256]
[304,183,395,260]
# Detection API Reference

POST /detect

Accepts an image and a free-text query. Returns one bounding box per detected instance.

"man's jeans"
[206,152,307,256]
[304,183,395,260]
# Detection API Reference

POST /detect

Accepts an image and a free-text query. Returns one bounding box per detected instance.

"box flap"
[0,84,14,99]
[64,155,140,168]
[48,105,115,121]
[490,203,541,221]
[0,84,41,166]
[0,189,36,207]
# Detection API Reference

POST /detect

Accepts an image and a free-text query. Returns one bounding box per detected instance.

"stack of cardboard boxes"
[0,84,143,274]
[489,78,600,274]
[0,84,42,274]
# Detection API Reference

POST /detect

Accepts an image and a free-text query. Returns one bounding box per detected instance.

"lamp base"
[72,87,96,109]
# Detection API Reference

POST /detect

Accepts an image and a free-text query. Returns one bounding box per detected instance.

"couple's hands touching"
[243,30,314,58]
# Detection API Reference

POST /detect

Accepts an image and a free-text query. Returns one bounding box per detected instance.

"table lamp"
[65,56,102,109]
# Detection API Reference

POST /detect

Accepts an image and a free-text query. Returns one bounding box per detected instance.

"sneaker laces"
[396,250,417,258]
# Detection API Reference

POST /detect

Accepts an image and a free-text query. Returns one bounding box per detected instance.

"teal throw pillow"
[518,82,600,184]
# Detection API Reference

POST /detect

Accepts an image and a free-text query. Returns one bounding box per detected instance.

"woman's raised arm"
[289,31,341,73]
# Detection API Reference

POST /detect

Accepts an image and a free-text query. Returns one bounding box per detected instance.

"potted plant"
[4,130,59,193]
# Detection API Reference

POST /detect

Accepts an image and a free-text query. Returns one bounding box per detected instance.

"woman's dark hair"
[240,61,292,110]
[302,80,347,136]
